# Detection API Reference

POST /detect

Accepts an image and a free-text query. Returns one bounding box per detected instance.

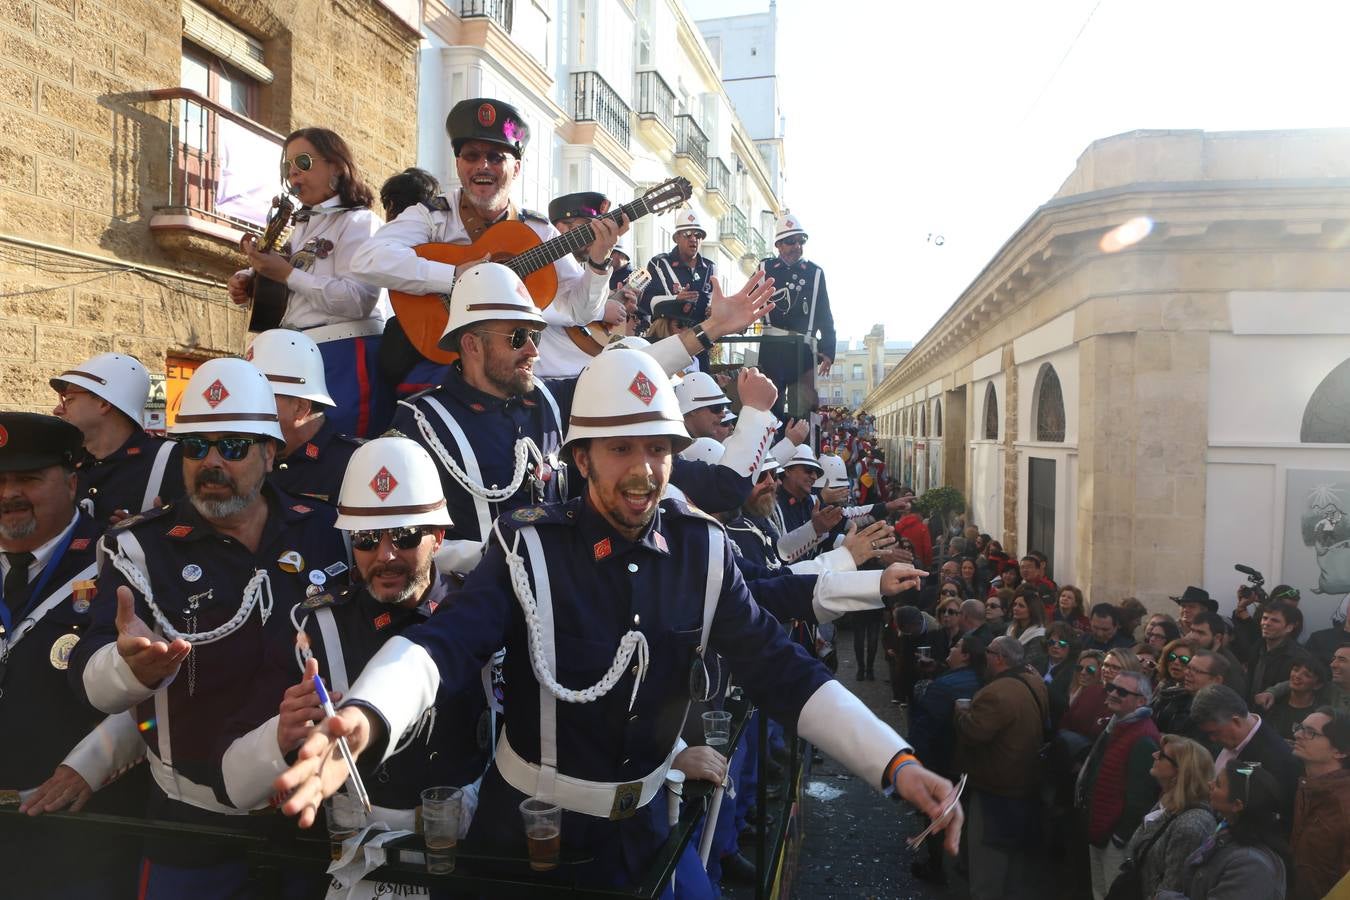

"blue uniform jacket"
[70,488,351,809]
[760,257,836,362]
[379,495,833,887]
[637,251,716,325]
[269,415,362,504]
[73,429,184,523]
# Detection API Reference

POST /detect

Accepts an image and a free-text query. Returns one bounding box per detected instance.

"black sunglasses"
[940,608,960,616]
[281,152,316,177]
[177,436,268,461]
[1167,652,1192,665]
[1051,639,1071,648]
[1077,664,1098,674]
[779,237,806,247]
[1155,747,1177,766]
[459,148,514,165]
[940,589,960,597]
[477,327,542,350]
[1105,683,1144,698]
[349,526,432,552]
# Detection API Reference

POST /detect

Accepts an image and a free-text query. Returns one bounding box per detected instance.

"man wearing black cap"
[352,97,626,390]
[0,412,144,896]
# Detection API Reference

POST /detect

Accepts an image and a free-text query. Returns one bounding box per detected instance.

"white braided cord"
[493,519,649,710]
[406,401,544,502]
[110,546,275,645]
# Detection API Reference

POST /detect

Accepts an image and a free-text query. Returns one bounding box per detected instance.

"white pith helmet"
[604,335,651,352]
[673,371,730,416]
[755,453,782,480]
[672,210,706,238]
[50,353,150,425]
[564,349,690,452]
[814,453,849,489]
[439,262,546,350]
[168,357,284,442]
[245,329,335,407]
[334,436,452,531]
[782,443,823,475]
[680,436,726,466]
[774,211,807,243]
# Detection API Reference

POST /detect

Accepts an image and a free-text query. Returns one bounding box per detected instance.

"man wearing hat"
[69,357,351,898]
[638,210,717,340]
[535,191,640,377]
[271,348,963,893]
[0,412,146,896]
[773,445,844,563]
[758,212,837,419]
[51,353,183,523]
[222,437,490,841]
[389,261,777,579]
[1172,585,1218,633]
[246,329,363,504]
[352,97,625,391]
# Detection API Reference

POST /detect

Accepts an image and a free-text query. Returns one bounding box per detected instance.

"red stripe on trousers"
[137,858,152,900]
[354,337,371,438]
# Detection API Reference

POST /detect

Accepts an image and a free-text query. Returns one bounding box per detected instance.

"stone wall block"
[0,321,37,359]
[2,28,74,83]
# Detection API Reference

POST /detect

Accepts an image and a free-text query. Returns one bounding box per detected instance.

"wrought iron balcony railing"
[571,70,632,150]
[706,156,730,196]
[675,114,708,174]
[459,0,512,31]
[720,206,749,246]
[634,70,676,134]
[751,228,768,260]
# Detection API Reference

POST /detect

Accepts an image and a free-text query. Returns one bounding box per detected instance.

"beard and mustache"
[0,498,38,541]
[364,558,432,608]
[743,486,777,520]
[189,467,263,520]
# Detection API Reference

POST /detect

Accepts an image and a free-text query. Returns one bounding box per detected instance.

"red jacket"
[895,514,933,568]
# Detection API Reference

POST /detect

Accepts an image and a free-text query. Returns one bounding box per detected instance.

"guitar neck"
[509,198,651,278]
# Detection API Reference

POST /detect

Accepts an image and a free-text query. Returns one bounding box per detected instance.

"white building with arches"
[863,128,1350,627]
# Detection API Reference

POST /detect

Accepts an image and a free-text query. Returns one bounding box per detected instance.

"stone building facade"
[863,128,1350,625]
[0,0,419,416]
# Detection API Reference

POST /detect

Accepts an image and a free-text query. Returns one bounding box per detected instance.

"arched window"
[983,383,999,440]
[933,399,943,438]
[1034,363,1066,442]
[1303,358,1350,442]
[919,403,928,437]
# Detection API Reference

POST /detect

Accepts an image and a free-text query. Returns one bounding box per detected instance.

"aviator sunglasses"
[477,327,543,350]
[459,148,514,165]
[280,152,319,178]
[177,436,268,461]
[349,526,434,552]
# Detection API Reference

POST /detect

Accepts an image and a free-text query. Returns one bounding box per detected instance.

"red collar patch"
[373,612,392,630]
[469,402,487,413]
[305,443,319,459]
[70,538,91,551]
[291,504,313,514]
[593,538,612,561]
[126,445,142,456]
[653,531,667,552]
[167,524,193,538]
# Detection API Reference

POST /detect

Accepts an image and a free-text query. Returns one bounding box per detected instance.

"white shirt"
[0,511,79,592]
[348,187,606,329]
[1215,715,1263,773]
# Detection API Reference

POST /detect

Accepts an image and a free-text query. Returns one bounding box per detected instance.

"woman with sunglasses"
[936,593,965,646]
[229,127,392,438]
[985,586,1011,631]
[1055,584,1091,633]
[1113,735,1217,899]
[1009,587,1050,673]
[1045,622,1081,723]
[1290,708,1350,900]
[1063,649,1143,741]
[1159,639,1194,690]
[1156,760,1290,899]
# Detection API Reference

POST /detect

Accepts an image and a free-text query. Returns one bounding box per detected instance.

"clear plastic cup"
[519,797,561,871]
[324,791,367,862]
[421,786,463,874]
[702,710,733,751]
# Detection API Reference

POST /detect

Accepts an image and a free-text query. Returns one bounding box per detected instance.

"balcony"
[633,70,676,153]
[719,206,748,258]
[704,156,731,216]
[459,0,512,31]
[674,114,708,185]
[742,227,770,275]
[147,87,284,261]
[571,70,631,151]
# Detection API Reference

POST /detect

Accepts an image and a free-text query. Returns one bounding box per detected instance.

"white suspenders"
[141,440,176,512]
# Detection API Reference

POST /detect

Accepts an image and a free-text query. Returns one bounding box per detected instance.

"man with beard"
[271,348,962,895]
[352,97,623,390]
[245,329,362,504]
[221,437,489,850]
[388,262,777,578]
[772,445,844,564]
[757,213,836,420]
[0,413,145,897]
[51,352,183,523]
[68,358,351,899]
[638,210,716,343]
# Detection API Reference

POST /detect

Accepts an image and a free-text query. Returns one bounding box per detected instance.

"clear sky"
[685,0,1350,344]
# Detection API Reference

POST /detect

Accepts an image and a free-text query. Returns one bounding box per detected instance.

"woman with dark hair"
[959,556,985,599]
[985,586,1011,632]
[1009,587,1049,673]
[1146,614,1183,649]
[1045,621,1081,725]
[908,636,985,884]
[228,127,391,437]
[1055,584,1091,633]
[1156,759,1289,899]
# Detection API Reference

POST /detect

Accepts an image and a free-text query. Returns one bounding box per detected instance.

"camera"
[1235,564,1267,603]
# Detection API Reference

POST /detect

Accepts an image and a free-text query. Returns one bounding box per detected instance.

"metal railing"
[633,70,676,133]
[720,205,749,246]
[674,114,708,174]
[459,0,513,31]
[148,87,285,232]
[570,70,631,149]
[706,156,730,197]
[751,228,769,260]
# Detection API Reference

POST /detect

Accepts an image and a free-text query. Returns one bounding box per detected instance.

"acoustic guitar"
[244,193,297,333]
[563,267,652,356]
[390,177,692,364]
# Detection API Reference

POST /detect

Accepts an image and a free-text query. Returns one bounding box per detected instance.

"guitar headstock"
[642,177,693,215]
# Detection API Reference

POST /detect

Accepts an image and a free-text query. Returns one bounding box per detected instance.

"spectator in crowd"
[959,555,986,600]
[961,597,998,646]
[1290,708,1350,900]
[936,593,965,647]
[1062,649,1135,741]
[1089,603,1135,653]
[1305,612,1350,670]
[1255,645,1350,719]
[1134,642,1162,684]
[985,587,1011,633]
[1185,650,1232,694]
[883,604,946,706]
[991,562,1024,597]
[1155,640,1197,736]
[1115,735,1217,899]
[1120,597,1149,643]
[1009,588,1049,673]
[1264,652,1330,742]
[1171,586,1219,635]
[893,507,933,568]
[1147,615,1183,650]
[1190,685,1301,827]
[1187,611,1249,699]
[955,636,1050,900]
[1157,760,1290,900]
[1078,669,1161,900]
[1250,602,1304,702]
[1054,584,1091,633]
[919,560,961,611]
[1045,621,1081,723]
[1232,585,1301,666]
[1020,552,1057,608]
[908,636,985,884]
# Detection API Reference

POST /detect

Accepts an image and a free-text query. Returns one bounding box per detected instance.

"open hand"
[703,271,775,339]
[19,765,92,816]
[115,586,190,689]
[810,504,844,536]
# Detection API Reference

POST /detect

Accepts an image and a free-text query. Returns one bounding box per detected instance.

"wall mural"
[1282,469,1350,628]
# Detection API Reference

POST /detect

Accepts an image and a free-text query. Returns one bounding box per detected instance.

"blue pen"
[313,674,372,814]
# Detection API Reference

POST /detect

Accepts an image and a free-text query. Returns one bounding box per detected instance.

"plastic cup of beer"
[702,710,733,751]
[324,791,367,862]
[421,786,462,874]
[519,797,561,872]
